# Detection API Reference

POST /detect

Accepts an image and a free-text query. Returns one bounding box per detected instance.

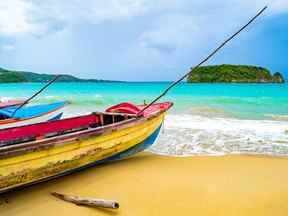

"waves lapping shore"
[151,114,288,156]
[1,82,288,157]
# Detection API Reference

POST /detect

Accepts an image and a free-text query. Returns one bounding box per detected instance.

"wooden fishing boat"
[0,101,68,129]
[0,102,172,193]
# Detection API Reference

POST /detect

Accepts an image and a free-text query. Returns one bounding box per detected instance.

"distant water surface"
[1,82,288,156]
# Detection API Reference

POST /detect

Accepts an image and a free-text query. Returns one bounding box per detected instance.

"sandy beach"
[1,153,288,216]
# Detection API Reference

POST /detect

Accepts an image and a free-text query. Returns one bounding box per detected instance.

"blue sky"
[0,0,287,81]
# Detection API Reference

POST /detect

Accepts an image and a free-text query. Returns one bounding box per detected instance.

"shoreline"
[2,153,288,216]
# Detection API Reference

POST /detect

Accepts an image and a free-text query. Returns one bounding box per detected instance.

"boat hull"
[0,112,165,193]
[0,106,65,129]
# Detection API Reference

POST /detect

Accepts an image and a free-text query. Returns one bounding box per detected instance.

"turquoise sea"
[2,82,288,119]
[1,82,288,156]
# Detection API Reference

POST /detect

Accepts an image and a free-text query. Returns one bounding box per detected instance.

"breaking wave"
[150,114,288,157]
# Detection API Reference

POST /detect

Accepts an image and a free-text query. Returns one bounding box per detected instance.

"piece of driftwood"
[51,192,119,209]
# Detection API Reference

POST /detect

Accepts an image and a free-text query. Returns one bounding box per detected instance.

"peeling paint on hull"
[0,113,165,193]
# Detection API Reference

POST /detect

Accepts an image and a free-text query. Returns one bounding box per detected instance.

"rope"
[137,6,268,116]
[11,75,61,117]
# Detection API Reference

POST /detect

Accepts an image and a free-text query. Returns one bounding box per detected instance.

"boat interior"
[0,112,136,147]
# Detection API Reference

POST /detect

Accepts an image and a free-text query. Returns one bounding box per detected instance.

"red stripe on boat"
[0,102,172,142]
[0,114,99,141]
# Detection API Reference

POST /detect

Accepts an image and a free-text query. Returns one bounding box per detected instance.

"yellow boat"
[0,102,172,193]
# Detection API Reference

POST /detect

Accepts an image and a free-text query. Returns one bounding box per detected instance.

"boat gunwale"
[0,107,169,159]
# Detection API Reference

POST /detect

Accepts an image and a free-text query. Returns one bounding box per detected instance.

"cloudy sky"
[0,0,287,81]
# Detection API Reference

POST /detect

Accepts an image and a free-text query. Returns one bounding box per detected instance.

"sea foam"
[150,114,288,157]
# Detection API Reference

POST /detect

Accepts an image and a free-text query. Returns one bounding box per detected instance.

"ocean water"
[1,82,288,156]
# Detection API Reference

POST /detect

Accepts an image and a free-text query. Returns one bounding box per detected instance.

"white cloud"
[0,0,33,36]
[0,0,151,37]
[0,0,286,38]
[0,0,65,37]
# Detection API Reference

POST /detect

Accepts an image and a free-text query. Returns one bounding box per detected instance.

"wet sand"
[1,153,288,216]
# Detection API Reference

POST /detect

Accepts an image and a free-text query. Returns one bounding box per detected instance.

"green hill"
[187,64,285,83]
[0,67,119,83]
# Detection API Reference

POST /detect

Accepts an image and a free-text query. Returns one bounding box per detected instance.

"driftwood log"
[51,192,119,209]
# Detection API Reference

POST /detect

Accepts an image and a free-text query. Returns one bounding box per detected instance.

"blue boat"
[0,101,69,129]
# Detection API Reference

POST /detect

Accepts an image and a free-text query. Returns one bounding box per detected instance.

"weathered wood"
[0,110,164,159]
[51,192,119,209]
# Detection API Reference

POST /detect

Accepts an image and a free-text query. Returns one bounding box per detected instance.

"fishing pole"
[137,6,268,116]
[11,75,61,117]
